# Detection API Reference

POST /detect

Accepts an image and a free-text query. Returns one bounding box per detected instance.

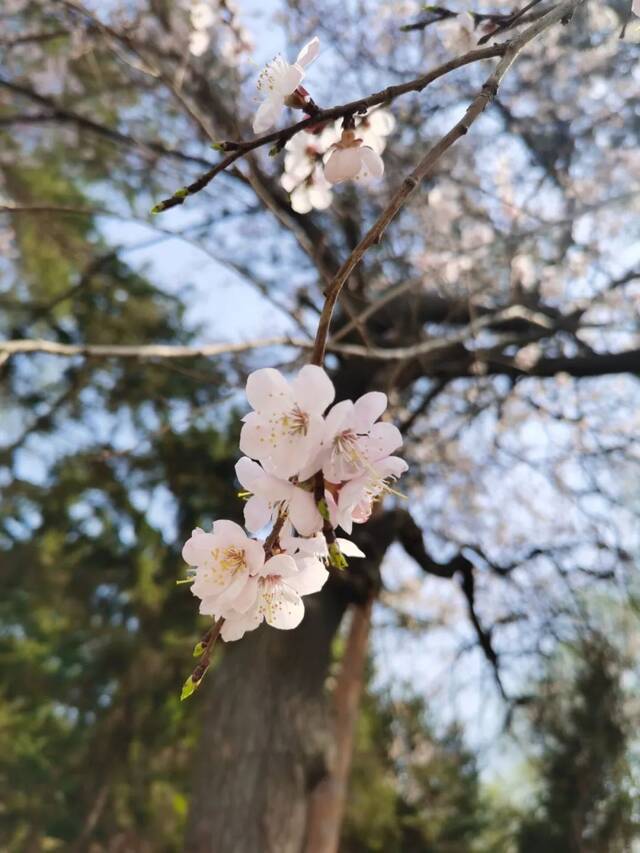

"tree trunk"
[303,598,373,853]
[185,512,398,853]
[185,584,348,853]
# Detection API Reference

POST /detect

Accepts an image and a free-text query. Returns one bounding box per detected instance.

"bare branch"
[310,0,584,366]
[150,44,506,213]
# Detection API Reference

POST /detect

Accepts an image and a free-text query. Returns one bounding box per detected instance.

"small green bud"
[180,676,198,701]
[210,142,225,151]
[328,542,348,570]
[180,663,209,700]
[173,187,189,199]
[268,145,280,157]
[150,204,163,215]
[193,641,206,657]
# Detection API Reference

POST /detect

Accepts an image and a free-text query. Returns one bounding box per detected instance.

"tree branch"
[150,44,506,213]
[309,0,584,366]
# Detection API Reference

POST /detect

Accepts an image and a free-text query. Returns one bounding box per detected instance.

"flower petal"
[221,608,262,641]
[246,367,291,411]
[324,147,362,184]
[239,413,267,462]
[290,187,313,214]
[182,528,213,566]
[287,556,329,595]
[296,36,320,68]
[351,391,387,433]
[231,576,260,614]
[336,538,366,558]
[212,519,247,543]
[357,146,385,181]
[362,421,402,460]
[288,488,323,536]
[235,456,266,492]
[244,494,273,534]
[262,553,299,579]
[253,96,283,133]
[291,365,335,415]
[264,584,305,629]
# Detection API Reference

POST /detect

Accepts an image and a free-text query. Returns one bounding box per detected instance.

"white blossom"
[253,37,320,133]
[239,365,335,480]
[182,521,264,617]
[328,456,408,533]
[235,456,322,536]
[324,129,385,184]
[317,391,403,483]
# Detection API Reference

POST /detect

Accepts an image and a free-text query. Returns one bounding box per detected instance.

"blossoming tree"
[2,0,640,850]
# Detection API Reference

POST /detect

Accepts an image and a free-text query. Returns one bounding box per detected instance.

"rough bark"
[185,512,398,853]
[185,584,348,853]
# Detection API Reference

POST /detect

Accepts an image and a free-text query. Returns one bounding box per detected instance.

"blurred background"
[1,1,640,850]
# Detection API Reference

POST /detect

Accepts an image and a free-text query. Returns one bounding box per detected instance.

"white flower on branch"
[324,129,385,185]
[235,457,323,536]
[315,391,403,483]
[328,456,408,534]
[239,365,335,479]
[355,109,396,155]
[287,166,334,214]
[222,553,313,639]
[252,37,320,133]
[182,521,265,616]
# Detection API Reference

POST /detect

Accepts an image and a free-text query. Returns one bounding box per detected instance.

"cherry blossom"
[633,0,640,17]
[239,365,335,479]
[328,456,408,533]
[324,129,385,184]
[187,1,251,59]
[180,367,406,659]
[223,553,307,638]
[281,130,336,212]
[354,109,396,155]
[316,391,403,483]
[289,168,333,214]
[253,37,320,133]
[235,456,322,536]
[182,521,264,616]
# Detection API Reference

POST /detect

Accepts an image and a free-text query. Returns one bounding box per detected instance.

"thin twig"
[309,0,583,366]
[151,44,506,213]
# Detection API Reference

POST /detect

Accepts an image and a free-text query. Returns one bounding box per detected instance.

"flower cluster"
[280,109,395,212]
[253,37,394,207]
[181,365,406,650]
[188,0,252,60]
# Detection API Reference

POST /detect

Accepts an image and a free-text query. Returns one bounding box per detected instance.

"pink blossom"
[235,457,322,536]
[317,391,403,483]
[324,129,384,184]
[239,365,335,479]
[222,553,306,639]
[329,456,408,533]
[182,521,264,617]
